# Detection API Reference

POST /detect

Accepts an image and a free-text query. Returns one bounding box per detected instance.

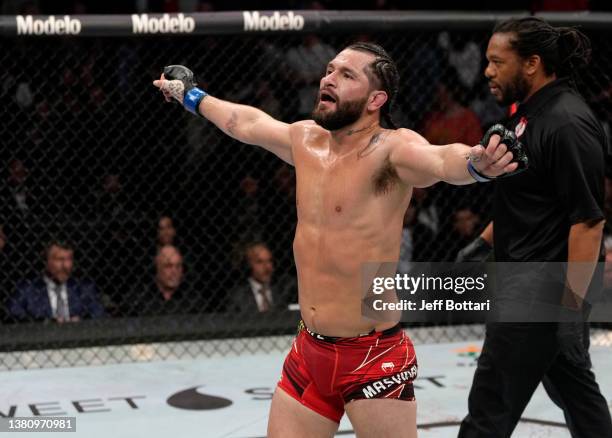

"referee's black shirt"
[494,78,606,262]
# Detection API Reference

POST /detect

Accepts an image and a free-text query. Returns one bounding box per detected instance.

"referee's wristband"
[467,160,494,183]
[183,87,208,116]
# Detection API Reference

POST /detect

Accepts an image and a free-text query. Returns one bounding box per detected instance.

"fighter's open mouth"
[320,91,336,103]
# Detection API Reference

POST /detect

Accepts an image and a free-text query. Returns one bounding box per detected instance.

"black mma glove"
[468,124,529,182]
[159,65,208,115]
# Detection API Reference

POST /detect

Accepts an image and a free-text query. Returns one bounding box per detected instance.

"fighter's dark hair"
[346,42,399,129]
[493,17,591,85]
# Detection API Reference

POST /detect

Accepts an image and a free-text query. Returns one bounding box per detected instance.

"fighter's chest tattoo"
[358,131,388,159]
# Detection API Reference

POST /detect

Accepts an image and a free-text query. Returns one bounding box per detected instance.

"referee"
[458,18,612,437]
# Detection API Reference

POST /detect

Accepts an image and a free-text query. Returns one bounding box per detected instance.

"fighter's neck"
[330,120,381,151]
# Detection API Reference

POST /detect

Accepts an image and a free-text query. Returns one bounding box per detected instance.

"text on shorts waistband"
[298,320,402,343]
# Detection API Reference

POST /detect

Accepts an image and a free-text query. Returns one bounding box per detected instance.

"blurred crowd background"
[1,1,611,330]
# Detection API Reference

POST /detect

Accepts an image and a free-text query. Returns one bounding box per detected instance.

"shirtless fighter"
[153,42,521,438]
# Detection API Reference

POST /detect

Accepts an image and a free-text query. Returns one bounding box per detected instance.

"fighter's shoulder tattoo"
[358,130,389,159]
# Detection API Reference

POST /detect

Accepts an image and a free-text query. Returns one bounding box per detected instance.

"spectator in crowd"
[90,172,145,306]
[285,34,336,119]
[93,173,130,222]
[92,216,146,314]
[157,215,177,248]
[155,213,205,284]
[398,204,416,275]
[229,242,293,313]
[453,207,481,240]
[411,187,440,238]
[266,163,298,275]
[421,68,483,146]
[234,174,266,244]
[80,55,107,112]
[151,213,210,308]
[446,207,481,261]
[228,78,283,120]
[6,240,105,323]
[1,159,36,218]
[0,158,45,279]
[397,201,437,273]
[470,78,509,129]
[129,244,198,316]
[273,163,297,202]
[252,80,283,119]
[438,32,481,91]
[154,213,204,288]
[405,38,445,126]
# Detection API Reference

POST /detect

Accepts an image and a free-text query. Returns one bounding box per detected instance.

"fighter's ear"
[368,90,388,112]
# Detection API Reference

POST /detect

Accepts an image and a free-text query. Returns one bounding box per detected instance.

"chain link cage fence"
[0,11,611,370]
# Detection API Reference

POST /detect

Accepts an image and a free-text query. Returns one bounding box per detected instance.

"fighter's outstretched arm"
[153,65,293,165]
[389,128,519,187]
[198,95,293,163]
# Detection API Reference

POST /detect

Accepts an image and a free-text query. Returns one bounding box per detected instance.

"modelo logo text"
[243,11,304,31]
[132,14,195,34]
[16,15,82,35]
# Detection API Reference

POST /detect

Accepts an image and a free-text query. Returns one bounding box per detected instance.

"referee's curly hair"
[493,17,591,85]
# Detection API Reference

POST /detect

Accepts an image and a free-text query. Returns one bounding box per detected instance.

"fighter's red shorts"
[277,321,418,423]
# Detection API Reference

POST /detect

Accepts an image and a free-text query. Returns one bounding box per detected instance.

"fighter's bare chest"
[293,149,400,221]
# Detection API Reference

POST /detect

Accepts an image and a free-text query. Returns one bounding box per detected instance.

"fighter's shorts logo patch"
[381,361,395,372]
[515,117,528,138]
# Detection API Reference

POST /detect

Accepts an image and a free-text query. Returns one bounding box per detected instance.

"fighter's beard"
[312,96,367,131]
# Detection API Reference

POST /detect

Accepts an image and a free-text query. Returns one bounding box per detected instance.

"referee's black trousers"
[458,322,612,438]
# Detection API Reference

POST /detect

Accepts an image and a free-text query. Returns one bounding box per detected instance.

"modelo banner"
[0,11,317,37]
[6,11,604,37]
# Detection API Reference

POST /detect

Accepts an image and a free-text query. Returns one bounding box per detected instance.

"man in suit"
[128,244,199,316]
[230,242,292,313]
[7,240,105,323]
